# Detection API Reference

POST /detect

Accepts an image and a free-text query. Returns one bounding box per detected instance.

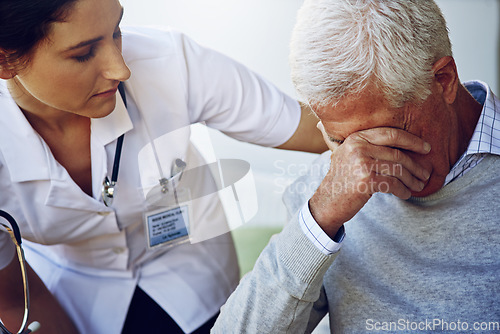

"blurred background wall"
[120,0,500,228]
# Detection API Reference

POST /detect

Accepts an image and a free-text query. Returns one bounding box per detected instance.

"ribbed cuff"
[275,217,338,301]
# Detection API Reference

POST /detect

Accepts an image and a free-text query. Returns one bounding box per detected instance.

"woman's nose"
[101,44,131,82]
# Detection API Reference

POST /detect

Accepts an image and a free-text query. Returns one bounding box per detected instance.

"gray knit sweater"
[213,153,500,333]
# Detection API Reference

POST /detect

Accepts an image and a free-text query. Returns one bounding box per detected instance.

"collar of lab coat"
[0,80,133,183]
[91,87,132,146]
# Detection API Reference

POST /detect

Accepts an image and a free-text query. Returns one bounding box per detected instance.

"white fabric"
[0,26,300,334]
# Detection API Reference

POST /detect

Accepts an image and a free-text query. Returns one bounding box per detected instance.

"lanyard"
[101,82,127,207]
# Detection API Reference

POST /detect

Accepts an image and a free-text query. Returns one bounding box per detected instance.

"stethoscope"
[101,83,126,207]
[0,210,40,334]
[101,82,187,207]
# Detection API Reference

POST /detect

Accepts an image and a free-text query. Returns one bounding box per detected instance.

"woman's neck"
[7,77,85,134]
[7,77,93,196]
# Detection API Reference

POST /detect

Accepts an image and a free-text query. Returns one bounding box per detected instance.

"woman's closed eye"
[72,29,121,63]
[73,46,96,63]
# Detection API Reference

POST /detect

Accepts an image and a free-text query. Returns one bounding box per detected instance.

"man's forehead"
[312,89,395,120]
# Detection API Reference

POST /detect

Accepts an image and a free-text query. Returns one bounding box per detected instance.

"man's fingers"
[371,160,426,193]
[370,173,413,199]
[366,146,431,182]
[354,127,432,155]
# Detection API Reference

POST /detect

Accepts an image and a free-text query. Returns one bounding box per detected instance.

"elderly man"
[213,0,500,333]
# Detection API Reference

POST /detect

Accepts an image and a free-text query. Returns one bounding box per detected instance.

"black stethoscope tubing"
[112,82,127,184]
[102,82,127,206]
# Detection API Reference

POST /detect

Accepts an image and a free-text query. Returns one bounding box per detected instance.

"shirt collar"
[91,86,133,146]
[444,81,500,185]
[0,80,50,182]
[463,80,500,156]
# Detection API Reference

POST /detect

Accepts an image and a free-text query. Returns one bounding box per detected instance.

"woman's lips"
[93,86,118,98]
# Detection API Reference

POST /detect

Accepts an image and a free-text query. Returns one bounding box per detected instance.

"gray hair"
[290,0,452,108]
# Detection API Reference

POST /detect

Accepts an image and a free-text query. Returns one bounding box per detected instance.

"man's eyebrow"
[65,7,124,51]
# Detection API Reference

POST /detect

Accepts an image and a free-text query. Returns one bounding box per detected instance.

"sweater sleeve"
[212,216,337,333]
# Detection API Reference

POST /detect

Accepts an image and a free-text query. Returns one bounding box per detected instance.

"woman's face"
[9,0,131,119]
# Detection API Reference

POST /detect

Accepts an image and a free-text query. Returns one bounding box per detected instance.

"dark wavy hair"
[0,0,79,70]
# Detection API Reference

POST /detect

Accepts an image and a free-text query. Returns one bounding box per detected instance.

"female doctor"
[0,0,326,333]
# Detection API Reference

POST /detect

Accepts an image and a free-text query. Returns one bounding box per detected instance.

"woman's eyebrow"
[64,7,124,52]
[66,36,103,51]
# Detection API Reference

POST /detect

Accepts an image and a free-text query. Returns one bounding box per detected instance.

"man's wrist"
[309,194,346,239]
[298,201,345,255]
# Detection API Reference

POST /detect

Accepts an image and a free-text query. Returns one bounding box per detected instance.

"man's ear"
[432,56,458,105]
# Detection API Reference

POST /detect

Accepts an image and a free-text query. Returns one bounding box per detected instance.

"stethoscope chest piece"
[102,176,116,207]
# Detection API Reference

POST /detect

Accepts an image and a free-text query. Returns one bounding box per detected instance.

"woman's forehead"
[47,0,123,50]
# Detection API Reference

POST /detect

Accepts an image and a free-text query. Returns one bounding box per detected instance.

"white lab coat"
[0,27,300,333]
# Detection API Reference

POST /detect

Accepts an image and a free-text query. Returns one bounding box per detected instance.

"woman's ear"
[0,50,17,79]
[0,67,15,79]
[432,56,459,105]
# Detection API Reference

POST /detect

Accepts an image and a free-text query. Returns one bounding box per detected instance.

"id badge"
[144,186,192,249]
